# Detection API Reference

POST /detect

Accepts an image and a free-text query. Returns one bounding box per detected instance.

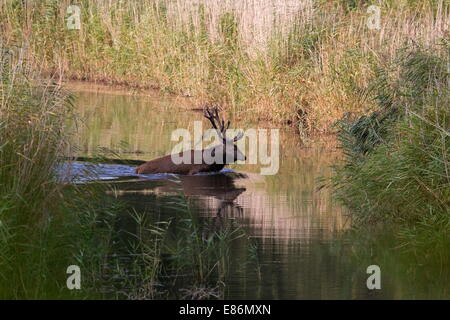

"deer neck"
[202,145,228,169]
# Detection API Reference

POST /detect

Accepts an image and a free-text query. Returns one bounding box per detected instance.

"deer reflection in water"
[158,172,247,239]
[111,172,248,239]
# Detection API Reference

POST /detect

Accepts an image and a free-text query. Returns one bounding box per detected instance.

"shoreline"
[63,79,339,142]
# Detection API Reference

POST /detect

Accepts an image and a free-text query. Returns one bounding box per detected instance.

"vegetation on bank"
[0,47,240,299]
[332,44,449,268]
[0,46,116,298]
[0,0,447,134]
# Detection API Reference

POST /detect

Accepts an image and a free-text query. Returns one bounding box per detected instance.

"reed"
[110,194,246,300]
[0,0,447,134]
[0,44,121,299]
[331,44,449,265]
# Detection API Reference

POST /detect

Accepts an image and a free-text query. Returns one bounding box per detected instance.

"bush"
[332,44,449,264]
[0,46,119,299]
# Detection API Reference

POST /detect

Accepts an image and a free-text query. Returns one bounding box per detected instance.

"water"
[69,88,448,300]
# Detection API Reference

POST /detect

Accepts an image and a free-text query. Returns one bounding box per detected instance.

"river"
[65,87,446,299]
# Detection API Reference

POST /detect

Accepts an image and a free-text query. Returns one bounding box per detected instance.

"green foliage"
[0,46,120,299]
[336,44,448,157]
[332,45,449,265]
[103,193,245,300]
[154,195,244,299]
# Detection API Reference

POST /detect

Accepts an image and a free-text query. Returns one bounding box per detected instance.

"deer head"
[203,105,245,164]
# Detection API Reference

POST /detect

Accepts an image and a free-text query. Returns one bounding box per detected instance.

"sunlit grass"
[331,44,449,268]
[0,0,447,134]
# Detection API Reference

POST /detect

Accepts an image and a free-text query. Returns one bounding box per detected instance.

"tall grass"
[162,197,244,297]
[331,44,449,266]
[116,194,245,300]
[83,191,246,300]
[0,0,447,134]
[0,44,121,299]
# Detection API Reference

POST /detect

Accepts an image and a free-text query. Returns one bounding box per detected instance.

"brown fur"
[135,149,225,175]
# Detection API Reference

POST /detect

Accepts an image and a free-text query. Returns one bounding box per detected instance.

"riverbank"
[332,44,449,271]
[1,0,447,134]
[0,48,117,298]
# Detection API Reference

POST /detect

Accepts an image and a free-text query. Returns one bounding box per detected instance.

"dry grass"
[0,0,447,133]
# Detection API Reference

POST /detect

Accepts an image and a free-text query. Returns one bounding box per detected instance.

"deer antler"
[203,105,243,143]
[232,130,244,142]
[203,105,227,142]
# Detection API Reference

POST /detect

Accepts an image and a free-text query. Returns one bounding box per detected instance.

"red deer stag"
[135,106,246,175]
